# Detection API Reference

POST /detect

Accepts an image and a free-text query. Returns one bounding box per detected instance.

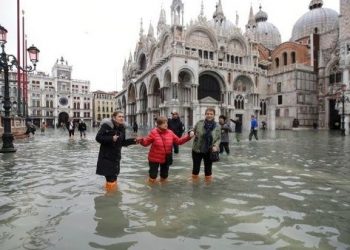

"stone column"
[184,108,188,130]
[268,104,276,131]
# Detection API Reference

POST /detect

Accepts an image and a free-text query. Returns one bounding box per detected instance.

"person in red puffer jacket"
[137,116,194,183]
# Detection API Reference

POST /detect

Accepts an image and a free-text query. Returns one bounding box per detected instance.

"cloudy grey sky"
[1,0,339,92]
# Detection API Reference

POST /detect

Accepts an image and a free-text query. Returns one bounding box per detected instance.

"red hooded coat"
[140,128,191,163]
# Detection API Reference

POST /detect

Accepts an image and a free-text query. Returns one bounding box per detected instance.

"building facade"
[92,90,118,127]
[27,57,93,127]
[115,0,350,134]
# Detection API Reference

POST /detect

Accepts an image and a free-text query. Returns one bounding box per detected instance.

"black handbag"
[165,153,173,165]
[210,149,220,162]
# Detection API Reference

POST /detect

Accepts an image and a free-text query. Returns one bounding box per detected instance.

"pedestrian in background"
[78,119,87,138]
[219,115,232,154]
[249,115,259,141]
[25,118,36,137]
[167,111,185,154]
[133,121,138,133]
[191,107,221,182]
[67,119,75,139]
[96,111,137,191]
[136,116,194,184]
[40,122,46,134]
[230,117,242,142]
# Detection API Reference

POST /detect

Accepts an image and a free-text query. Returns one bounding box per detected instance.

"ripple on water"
[279,192,305,201]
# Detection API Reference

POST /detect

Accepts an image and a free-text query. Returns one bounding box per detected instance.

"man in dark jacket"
[78,119,87,138]
[230,117,242,142]
[167,111,184,154]
[96,111,136,191]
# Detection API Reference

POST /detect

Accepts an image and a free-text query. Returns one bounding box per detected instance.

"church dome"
[291,1,338,41]
[254,6,281,50]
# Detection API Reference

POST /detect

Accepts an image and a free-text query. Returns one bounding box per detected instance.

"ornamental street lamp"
[0,24,39,153]
[340,84,350,136]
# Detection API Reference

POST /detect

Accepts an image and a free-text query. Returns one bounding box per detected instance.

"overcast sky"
[1,0,339,92]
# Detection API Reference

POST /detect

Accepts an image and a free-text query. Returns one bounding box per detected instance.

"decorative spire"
[200,0,204,17]
[309,0,323,10]
[128,52,132,63]
[248,5,255,24]
[213,0,225,23]
[147,21,154,38]
[157,6,166,35]
[123,59,127,70]
[236,11,239,26]
[139,18,144,39]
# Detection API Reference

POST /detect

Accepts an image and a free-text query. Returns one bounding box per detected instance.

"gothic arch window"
[234,95,244,110]
[260,100,267,115]
[275,58,279,68]
[283,52,288,66]
[329,63,342,85]
[291,51,296,64]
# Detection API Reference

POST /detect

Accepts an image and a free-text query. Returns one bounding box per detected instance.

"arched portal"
[140,83,148,126]
[198,72,222,101]
[329,99,341,130]
[127,84,137,125]
[58,112,69,127]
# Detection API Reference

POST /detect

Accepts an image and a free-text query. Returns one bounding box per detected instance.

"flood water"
[0,129,350,250]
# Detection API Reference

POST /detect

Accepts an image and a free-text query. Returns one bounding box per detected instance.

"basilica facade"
[115,0,350,133]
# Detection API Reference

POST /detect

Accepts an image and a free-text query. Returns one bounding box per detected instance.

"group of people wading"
[95,108,259,192]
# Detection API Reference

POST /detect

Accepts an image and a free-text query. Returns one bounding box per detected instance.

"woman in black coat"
[96,111,136,191]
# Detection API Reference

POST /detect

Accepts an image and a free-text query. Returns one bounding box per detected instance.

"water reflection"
[90,192,137,250]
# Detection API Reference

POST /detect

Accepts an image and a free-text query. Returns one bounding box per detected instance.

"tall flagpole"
[22,10,26,117]
[24,35,28,117]
[17,0,22,117]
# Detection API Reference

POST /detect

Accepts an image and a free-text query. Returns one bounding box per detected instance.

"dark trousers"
[192,151,212,176]
[249,129,258,141]
[149,161,170,179]
[69,130,75,137]
[105,175,117,182]
[219,142,230,154]
[173,144,179,154]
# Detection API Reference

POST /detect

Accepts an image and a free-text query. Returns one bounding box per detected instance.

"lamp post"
[0,24,39,153]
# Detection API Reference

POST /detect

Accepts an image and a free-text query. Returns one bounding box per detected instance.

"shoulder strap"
[157,131,167,154]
